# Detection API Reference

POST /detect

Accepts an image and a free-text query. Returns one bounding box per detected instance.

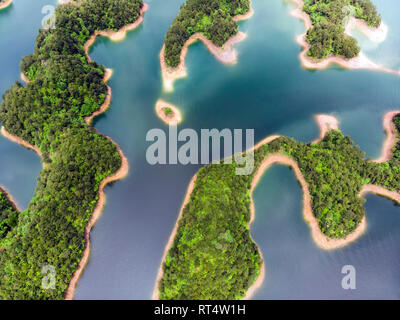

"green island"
[163,0,250,67]
[302,0,381,59]
[0,0,143,299]
[0,189,18,242]
[157,114,400,299]
[164,107,173,116]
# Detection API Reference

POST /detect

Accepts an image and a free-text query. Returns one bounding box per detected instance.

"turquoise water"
[0,0,399,299]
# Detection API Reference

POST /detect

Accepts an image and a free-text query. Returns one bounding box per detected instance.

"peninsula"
[0,0,144,299]
[0,0,12,10]
[154,110,400,300]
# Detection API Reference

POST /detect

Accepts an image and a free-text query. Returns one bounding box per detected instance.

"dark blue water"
[0,0,57,209]
[252,165,400,299]
[0,0,399,299]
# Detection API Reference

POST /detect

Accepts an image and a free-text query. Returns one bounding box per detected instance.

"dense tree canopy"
[0,189,18,243]
[163,0,250,67]
[303,0,381,59]
[158,114,400,299]
[0,0,143,299]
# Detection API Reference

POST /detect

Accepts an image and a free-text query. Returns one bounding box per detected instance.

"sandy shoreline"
[64,135,129,300]
[246,111,400,298]
[288,0,400,75]
[160,3,254,92]
[2,17,132,298]
[83,3,148,61]
[64,4,148,300]
[84,68,113,126]
[346,16,388,44]
[1,127,46,207]
[360,184,400,203]
[375,111,399,162]
[20,73,30,83]
[0,185,21,213]
[152,134,278,300]
[251,153,367,252]
[0,0,12,10]
[155,99,182,125]
[0,184,20,251]
[1,127,42,158]
[153,111,400,299]
[152,174,198,300]
[242,251,265,300]
[313,114,339,143]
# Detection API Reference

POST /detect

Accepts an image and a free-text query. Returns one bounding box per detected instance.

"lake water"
[0,0,399,299]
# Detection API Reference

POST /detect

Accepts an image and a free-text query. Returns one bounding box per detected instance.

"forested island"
[0,0,12,10]
[155,99,182,125]
[0,0,143,299]
[0,188,19,244]
[301,0,381,59]
[155,112,400,299]
[163,0,251,68]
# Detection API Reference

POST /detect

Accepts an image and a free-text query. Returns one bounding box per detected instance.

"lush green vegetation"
[0,189,19,243]
[0,0,143,299]
[159,115,400,299]
[303,0,381,59]
[0,0,11,8]
[159,163,262,299]
[369,115,400,191]
[164,107,173,116]
[164,0,250,67]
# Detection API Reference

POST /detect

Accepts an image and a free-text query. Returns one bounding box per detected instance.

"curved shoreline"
[360,184,400,203]
[2,23,132,299]
[64,4,148,300]
[0,184,20,251]
[0,0,12,10]
[83,3,148,62]
[84,68,113,126]
[0,125,44,211]
[251,153,367,252]
[20,72,30,84]
[155,99,182,125]
[160,3,254,92]
[246,111,400,298]
[64,137,129,300]
[288,0,400,75]
[346,16,388,44]
[152,174,197,300]
[313,114,339,143]
[153,110,400,300]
